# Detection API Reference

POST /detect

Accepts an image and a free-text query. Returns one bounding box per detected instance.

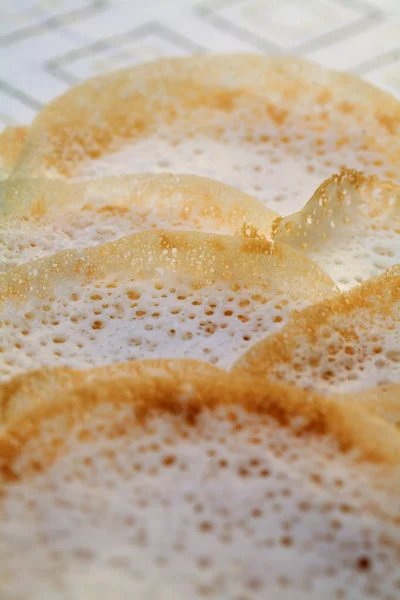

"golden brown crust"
[233,265,400,377]
[11,55,400,179]
[1,361,400,480]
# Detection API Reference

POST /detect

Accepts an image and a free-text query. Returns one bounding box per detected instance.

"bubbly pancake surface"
[0,230,335,381]
[235,266,400,398]
[12,55,400,216]
[0,364,399,600]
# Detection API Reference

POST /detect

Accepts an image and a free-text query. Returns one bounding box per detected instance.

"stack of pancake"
[0,55,399,599]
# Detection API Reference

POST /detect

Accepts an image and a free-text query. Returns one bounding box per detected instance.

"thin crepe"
[0,174,277,273]
[272,169,400,291]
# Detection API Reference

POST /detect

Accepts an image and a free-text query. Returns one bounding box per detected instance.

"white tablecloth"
[1,0,399,129]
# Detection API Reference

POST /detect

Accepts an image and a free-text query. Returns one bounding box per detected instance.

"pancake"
[11,55,400,216]
[272,169,400,291]
[0,126,28,181]
[0,174,277,273]
[234,266,400,400]
[0,229,336,381]
[0,363,399,599]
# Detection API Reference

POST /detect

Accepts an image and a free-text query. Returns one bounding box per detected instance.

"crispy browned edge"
[272,168,370,240]
[0,229,337,305]
[0,173,278,238]
[11,54,400,178]
[0,361,400,484]
[0,126,29,178]
[272,168,400,243]
[233,265,400,377]
[0,359,220,425]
